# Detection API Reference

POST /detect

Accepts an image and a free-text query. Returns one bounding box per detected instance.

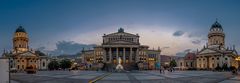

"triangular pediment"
[198,48,218,54]
[19,51,36,57]
[104,32,138,37]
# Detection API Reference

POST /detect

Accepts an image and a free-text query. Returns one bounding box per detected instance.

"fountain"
[115,57,124,72]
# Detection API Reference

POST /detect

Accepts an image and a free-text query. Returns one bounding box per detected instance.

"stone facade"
[2,26,50,71]
[176,53,196,70]
[196,21,239,70]
[81,28,161,70]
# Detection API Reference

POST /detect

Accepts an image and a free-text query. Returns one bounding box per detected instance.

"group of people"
[159,66,175,74]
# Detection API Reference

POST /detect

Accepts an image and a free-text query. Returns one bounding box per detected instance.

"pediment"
[19,51,36,57]
[104,32,138,37]
[198,48,218,54]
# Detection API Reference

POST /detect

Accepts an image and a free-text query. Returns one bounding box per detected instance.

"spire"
[82,47,85,52]
[158,46,160,51]
[3,49,6,54]
[233,45,236,50]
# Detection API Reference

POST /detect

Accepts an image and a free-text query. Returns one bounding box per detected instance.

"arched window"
[43,62,45,67]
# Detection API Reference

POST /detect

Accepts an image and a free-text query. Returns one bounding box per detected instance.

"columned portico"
[104,47,138,64]
[83,28,155,70]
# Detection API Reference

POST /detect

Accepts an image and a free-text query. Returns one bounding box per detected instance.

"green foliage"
[170,60,177,67]
[60,59,72,69]
[48,60,59,70]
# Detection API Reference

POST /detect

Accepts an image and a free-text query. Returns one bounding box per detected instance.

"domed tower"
[13,26,29,53]
[208,21,225,47]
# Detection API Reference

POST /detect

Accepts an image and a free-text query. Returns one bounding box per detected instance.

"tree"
[170,60,177,67]
[60,59,72,69]
[48,60,59,70]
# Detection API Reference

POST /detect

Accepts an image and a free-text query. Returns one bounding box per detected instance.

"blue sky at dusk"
[1,0,240,56]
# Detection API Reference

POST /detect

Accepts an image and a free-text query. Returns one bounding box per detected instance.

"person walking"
[160,68,162,74]
[162,66,165,74]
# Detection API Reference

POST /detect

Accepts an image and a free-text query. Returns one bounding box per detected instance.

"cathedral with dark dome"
[13,26,29,53]
[196,21,239,70]
[2,26,50,71]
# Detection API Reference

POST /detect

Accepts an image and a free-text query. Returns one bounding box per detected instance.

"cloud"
[176,49,192,57]
[36,47,46,51]
[191,40,201,45]
[161,46,170,50]
[188,33,202,38]
[38,41,96,56]
[173,30,185,37]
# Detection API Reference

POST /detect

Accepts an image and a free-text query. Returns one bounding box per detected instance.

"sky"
[1,0,240,56]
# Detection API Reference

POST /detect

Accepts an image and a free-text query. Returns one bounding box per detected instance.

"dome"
[118,27,124,33]
[210,21,223,31]
[15,26,26,33]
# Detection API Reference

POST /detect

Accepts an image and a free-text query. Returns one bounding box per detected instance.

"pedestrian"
[162,67,165,74]
[160,68,162,74]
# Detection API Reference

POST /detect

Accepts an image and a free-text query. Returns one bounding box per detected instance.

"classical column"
[123,48,126,63]
[116,48,119,62]
[136,48,139,63]
[206,56,209,70]
[130,47,133,62]
[109,48,112,63]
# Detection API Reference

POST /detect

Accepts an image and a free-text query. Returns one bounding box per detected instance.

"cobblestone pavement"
[10,70,240,83]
